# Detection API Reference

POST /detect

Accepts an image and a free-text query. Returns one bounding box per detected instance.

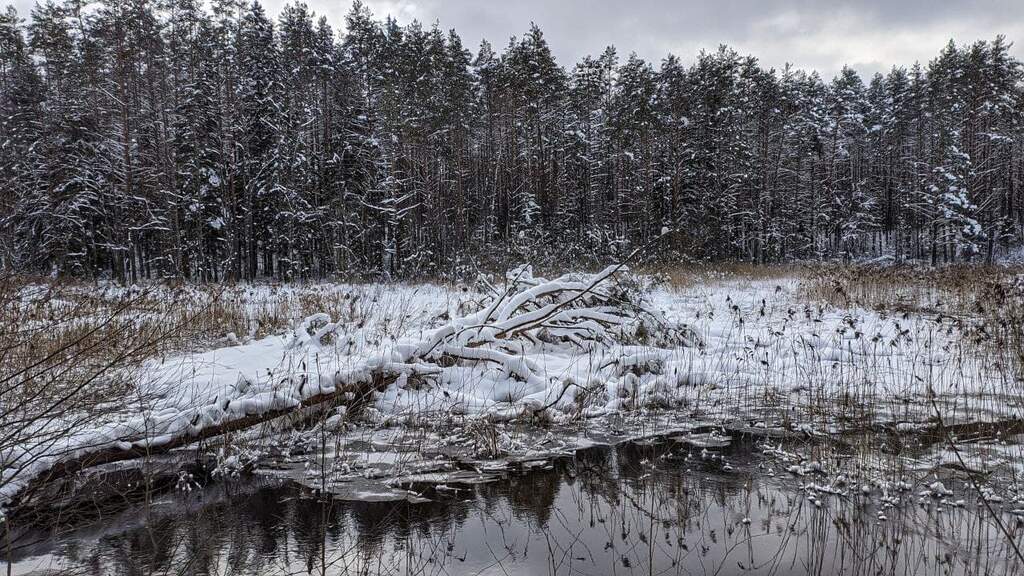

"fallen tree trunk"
[3,265,690,517]
[6,372,399,512]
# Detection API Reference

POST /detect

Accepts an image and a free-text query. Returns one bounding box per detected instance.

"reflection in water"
[8,439,1023,575]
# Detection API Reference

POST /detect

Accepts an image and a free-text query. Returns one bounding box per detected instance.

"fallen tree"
[1,265,699,516]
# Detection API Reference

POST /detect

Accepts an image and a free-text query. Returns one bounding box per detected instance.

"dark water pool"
[7,437,1023,575]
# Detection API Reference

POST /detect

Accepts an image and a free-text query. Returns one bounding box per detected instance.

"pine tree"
[172,13,225,280]
[609,53,658,247]
[4,0,1024,279]
[825,66,876,257]
[236,1,283,278]
[501,24,567,249]
[1,7,47,270]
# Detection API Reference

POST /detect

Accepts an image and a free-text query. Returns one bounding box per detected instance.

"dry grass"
[639,262,809,290]
[800,263,1024,382]
[798,264,1021,313]
[0,277,410,469]
[0,275,465,418]
[10,263,1019,412]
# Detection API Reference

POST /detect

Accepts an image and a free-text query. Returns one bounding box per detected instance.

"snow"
[2,270,1021,514]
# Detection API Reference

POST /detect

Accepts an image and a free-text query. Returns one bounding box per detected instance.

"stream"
[7,430,1024,576]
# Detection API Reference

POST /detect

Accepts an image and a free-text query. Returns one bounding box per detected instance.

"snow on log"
[1,266,697,516]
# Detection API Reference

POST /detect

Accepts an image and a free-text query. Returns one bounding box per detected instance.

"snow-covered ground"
[3,268,1022,515]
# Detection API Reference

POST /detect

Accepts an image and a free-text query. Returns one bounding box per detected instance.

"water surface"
[8,437,1022,575]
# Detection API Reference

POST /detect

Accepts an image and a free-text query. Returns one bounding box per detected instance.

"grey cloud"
[316,0,1024,76]
[5,0,1022,77]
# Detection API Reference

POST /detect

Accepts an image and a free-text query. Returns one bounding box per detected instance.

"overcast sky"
[8,0,1024,78]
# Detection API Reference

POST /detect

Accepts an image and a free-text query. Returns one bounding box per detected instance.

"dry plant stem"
[4,515,10,576]
[928,393,1024,565]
